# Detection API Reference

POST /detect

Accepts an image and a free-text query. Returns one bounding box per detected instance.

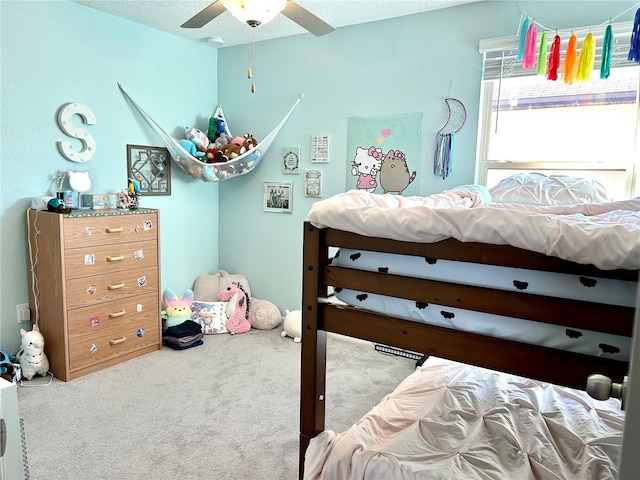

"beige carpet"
[16,328,415,480]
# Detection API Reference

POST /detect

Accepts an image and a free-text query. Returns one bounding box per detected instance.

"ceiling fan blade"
[181,1,227,28]
[281,1,335,36]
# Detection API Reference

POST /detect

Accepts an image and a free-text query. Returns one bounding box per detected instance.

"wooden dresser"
[26,208,161,381]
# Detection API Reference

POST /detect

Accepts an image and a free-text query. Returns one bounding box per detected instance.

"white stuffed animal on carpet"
[281,309,302,343]
[17,324,50,380]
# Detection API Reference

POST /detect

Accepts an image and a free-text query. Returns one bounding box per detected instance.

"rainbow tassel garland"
[547,34,561,81]
[577,33,595,81]
[629,8,640,63]
[517,17,530,62]
[522,21,538,68]
[601,24,613,79]
[536,31,548,75]
[562,34,578,84]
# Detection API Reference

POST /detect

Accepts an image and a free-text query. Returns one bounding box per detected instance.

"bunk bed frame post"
[299,222,328,479]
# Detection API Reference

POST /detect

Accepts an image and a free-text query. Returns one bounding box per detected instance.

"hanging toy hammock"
[118,82,303,182]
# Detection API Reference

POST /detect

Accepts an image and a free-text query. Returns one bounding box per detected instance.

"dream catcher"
[433,97,466,179]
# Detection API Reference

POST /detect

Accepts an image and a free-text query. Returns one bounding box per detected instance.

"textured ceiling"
[73,0,484,48]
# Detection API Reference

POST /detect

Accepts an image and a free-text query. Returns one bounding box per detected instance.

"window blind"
[480,20,634,80]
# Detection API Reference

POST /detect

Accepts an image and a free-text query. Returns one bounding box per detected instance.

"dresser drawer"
[64,240,158,280]
[66,266,159,309]
[67,294,160,371]
[63,210,158,248]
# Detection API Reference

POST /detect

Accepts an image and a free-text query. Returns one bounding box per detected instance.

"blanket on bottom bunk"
[304,357,625,480]
[306,187,640,270]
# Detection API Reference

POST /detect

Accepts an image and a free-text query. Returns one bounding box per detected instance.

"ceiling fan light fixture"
[220,0,286,27]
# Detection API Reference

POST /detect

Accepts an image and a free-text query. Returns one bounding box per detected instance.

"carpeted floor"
[16,328,415,480]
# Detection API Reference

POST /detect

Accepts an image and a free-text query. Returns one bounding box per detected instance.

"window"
[477,21,640,200]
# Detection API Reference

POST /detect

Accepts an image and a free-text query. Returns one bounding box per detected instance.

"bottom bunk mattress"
[304,357,625,480]
[331,248,636,360]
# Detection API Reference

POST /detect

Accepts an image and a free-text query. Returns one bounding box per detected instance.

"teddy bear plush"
[216,143,246,163]
[17,324,50,380]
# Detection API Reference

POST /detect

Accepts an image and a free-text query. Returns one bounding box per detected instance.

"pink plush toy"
[218,282,251,334]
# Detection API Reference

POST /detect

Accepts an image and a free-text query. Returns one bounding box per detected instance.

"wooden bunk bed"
[299,220,638,479]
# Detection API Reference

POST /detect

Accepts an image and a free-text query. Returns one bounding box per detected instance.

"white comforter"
[306,187,640,270]
[304,357,625,480]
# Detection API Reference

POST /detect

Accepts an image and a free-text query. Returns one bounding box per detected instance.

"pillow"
[192,270,282,330]
[191,300,228,334]
[489,173,611,205]
[193,270,251,302]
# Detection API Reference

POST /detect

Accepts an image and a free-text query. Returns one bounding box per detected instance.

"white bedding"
[331,248,635,359]
[304,357,625,480]
[306,187,640,270]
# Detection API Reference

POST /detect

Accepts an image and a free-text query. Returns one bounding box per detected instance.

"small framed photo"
[282,147,301,174]
[304,169,323,198]
[127,144,171,195]
[264,182,293,213]
[311,134,330,163]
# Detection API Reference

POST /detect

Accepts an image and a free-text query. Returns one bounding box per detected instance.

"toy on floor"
[218,282,251,335]
[192,270,282,330]
[16,324,50,381]
[281,309,302,343]
[163,289,194,327]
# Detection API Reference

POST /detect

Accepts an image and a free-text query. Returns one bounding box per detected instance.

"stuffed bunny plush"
[163,289,195,327]
[17,324,50,380]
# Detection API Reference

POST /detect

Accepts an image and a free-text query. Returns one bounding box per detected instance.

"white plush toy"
[281,309,302,343]
[17,324,50,380]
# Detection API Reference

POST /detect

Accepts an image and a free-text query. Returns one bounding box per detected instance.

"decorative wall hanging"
[628,7,640,63]
[433,98,466,180]
[56,103,97,163]
[282,146,300,174]
[346,113,423,196]
[117,82,302,182]
[126,144,171,195]
[263,182,292,213]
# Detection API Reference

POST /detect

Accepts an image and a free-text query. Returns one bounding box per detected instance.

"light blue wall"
[0,1,635,352]
[0,1,219,352]
[216,1,638,312]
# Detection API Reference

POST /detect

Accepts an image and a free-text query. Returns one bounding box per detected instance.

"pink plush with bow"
[218,282,251,334]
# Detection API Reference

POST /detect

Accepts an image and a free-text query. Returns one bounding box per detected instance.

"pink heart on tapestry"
[381,129,391,137]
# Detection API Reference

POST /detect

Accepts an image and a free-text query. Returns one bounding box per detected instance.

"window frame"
[476,20,640,199]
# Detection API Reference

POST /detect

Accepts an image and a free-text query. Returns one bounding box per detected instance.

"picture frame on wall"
[282,146,301,174]
[304,169,323,198]
[264,182,293,213]
[126,144,171,195]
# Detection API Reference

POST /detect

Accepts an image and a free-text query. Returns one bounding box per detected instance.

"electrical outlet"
[16,303,30,324]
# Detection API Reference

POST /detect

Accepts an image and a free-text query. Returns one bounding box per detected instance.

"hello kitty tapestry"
[346,113,423,196]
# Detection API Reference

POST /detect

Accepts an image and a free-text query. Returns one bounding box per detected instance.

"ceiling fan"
[181,0,335,36]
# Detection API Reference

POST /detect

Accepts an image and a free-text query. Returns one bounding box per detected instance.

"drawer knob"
[107,283,125,290]
[109,337,126,345]
[106,227,124,233]
[108,310,126,318]
[106,256,124,262]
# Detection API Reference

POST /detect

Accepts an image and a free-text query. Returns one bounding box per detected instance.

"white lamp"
[221,0,286,27]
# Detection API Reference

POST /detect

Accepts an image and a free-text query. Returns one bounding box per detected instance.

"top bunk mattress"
[304,356,625,480]
[306,186,640,270]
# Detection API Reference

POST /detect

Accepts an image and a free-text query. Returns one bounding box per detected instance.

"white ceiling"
[73,0,483,48]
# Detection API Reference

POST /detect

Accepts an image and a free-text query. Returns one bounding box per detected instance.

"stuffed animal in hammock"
[17,324,49,380]
[218,282,251,335]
